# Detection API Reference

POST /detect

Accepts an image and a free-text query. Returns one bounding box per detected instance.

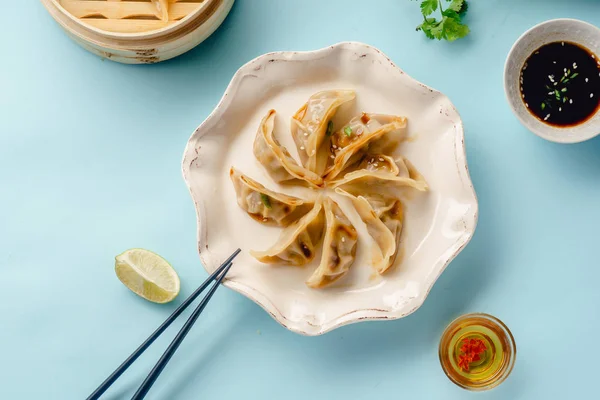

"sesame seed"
[559,107,562,112]
[526,103,529,108]
[548,91,554,95]
[553,61,557,64]
[523,94,526,98]
[341,237,346,243]
[304,132,308,136]
[593,55,596,59]
[564,68,567,73]
[330,155,335,159]
[370,158,375,163]
[521,86,524,91]
[373,163,378,167]
[570,99,573,104]
[378,157,384,162]
[586,78,589,83]
[544,114,551,121]
[554,82,558,86]
[332,144,337,149]
[561,42,564,46]
[535,51,540,54]
[300,146,305,150]
[591,93,594,98]
[549,75,554,82]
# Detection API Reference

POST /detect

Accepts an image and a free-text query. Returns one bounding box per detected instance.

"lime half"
[115,248,180,304]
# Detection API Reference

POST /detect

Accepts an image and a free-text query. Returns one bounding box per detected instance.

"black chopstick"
[86,248,240,400]
[130,261,233,400]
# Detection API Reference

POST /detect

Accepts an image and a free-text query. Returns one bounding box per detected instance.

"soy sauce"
[520,41,600,127]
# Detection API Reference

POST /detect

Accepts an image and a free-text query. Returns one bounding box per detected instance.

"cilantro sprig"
[415,0,470,42]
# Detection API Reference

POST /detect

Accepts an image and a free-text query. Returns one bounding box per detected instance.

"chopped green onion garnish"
[561,87,567,92]
[260,194,272,209]
[326,120,334,136]
[344,126,353,136]
[571,72,579,79]
[541,103,546,110]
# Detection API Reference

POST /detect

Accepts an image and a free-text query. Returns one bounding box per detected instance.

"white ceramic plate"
[182,42,478,336]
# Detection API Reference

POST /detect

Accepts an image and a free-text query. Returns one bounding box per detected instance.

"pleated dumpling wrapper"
[306,198,358,289]
[250,198,325,266]
[331,157,428,193]
[291,90,355,175]
[253,109,323,188]
[337,189,404,274]
[229,167,311,227]
[323,113,407,181]
[152,0,169,21]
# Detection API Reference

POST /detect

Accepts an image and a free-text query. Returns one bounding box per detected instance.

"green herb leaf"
[541,103,546,110]
[442,16,470,42]
[415,0,469,41]
[326,120,334,136]
[442,9,460,20]
[260,194,272,209]
[570,72,579,79]
[344,126,353,136]
[420,0,438,16]
[447,0,465,13]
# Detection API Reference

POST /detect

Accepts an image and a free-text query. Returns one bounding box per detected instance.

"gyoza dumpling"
[250,198,325,266]
[323,113,407,181]
[306,198,358,288]
[330,158,428,193]
[253,110,323,188]
[336,189,399,274]
[152,0,169,21]
[291,90,355,175]
[378,199,404,271]
[230,167,310,226]
[339,153,400,177]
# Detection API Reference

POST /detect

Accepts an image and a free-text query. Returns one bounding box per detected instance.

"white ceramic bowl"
[182,42,478,335]
[504,19,600,143]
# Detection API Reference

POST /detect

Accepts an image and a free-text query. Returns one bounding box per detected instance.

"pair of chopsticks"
[87,248,241,400]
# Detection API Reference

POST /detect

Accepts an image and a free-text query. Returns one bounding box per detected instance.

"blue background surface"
[2,1,600,399]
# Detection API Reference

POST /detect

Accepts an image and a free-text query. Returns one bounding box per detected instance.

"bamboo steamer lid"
[40,0,235,64]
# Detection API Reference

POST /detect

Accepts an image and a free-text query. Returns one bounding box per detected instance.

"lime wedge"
[115,248,180,304]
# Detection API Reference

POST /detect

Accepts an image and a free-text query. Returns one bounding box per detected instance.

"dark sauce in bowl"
[520,41,600,127]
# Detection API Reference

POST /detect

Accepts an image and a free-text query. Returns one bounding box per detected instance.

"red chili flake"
[457,338,487,372]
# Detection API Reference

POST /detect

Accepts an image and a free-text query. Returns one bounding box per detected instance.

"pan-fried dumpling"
[250,198,325,266]
[229,167,310,226]
[336,189,400,274]
[291,90,355,175]
[152,0,169,21]
[323,113,407,181]
[339,153,400,177]
[253,110,323,188]
[330,158,428,193]
[378,199,404,271]
[306,198,358,288]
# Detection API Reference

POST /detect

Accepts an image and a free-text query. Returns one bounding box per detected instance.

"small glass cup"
[439,313,516,391]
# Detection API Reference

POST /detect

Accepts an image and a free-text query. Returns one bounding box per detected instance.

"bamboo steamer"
[40,0,235,64]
